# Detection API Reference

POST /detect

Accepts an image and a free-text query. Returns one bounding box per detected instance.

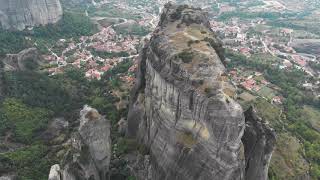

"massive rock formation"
[127,3,276,180]
[0,174,16,180]
[242,107,276,180]
[0,0,63,31]
[49,105,111,180]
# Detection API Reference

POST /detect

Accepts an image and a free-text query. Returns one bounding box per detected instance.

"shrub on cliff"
[178,50,194,63]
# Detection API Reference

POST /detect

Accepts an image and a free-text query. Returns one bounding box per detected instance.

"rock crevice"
[127,3,276,180]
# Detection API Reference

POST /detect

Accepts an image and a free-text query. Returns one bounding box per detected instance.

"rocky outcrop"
[49,105,111,180]
[242,107,276,180]
[48,165,62,180]
[0,174,16,180]
[127,3,276,180]
[0,0,62,31]
[128,3,244,180]
[2,48,43,71]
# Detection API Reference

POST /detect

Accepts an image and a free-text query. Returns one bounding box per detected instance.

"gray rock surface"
[0,0,62,30]
[49,105,111,180]
[0,174,16,180]
[2,48,42,71]
[129,154,152,180]
[48,164,61,180]
[242,107,276,180]
[127,3,276,180]
[117,118,128,136]
[78,105,112,180]
[128,3,245,180]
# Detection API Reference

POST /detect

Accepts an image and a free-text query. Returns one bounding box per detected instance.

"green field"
[257,86,276,100]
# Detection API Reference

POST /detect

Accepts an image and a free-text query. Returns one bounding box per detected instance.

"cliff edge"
[127,3,276,180]
[48,105,112,180]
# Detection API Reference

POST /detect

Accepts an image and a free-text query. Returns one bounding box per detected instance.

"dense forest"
[0,12,96,57]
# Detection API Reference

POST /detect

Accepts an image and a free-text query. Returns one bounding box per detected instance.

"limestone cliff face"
[127,3,276,180]
[0,0,62,30]
[128,3,243,180]
[60,0,92,8]
[242,107,276,180]
[49,105,111,180]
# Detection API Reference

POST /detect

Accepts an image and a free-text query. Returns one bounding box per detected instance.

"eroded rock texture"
[242,107,276,180]
[0,0,62,30]
[0,61,4,98]
[128,3,245,180]
[49,105,111,180]
[127,3,276,180]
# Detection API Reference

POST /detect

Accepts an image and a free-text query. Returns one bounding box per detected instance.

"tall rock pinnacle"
[127,3,276,180]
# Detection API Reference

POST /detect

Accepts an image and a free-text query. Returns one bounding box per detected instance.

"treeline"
[90,49,130,59]
[33,12,97,39]
[113,24,150,36]
[268,21,320,36]
[0,12,96,57]
[0,30,29,57]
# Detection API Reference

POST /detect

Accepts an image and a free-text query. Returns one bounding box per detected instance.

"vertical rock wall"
[127,3,276,180]
[0,0,63,30]
[128,3,245,180]
[49,105,111,180]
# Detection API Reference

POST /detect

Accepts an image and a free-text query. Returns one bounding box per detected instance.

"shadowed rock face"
[242,107,276,180]
[49,105,111,180]
[127,3,276,180]
[0,0,62,30]
[128,3,245,180]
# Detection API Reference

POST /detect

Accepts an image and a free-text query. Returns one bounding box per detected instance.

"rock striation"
[127,3,276,180]
[49,105,111,180]
[0,0,63,31]
[242,107,276,180]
